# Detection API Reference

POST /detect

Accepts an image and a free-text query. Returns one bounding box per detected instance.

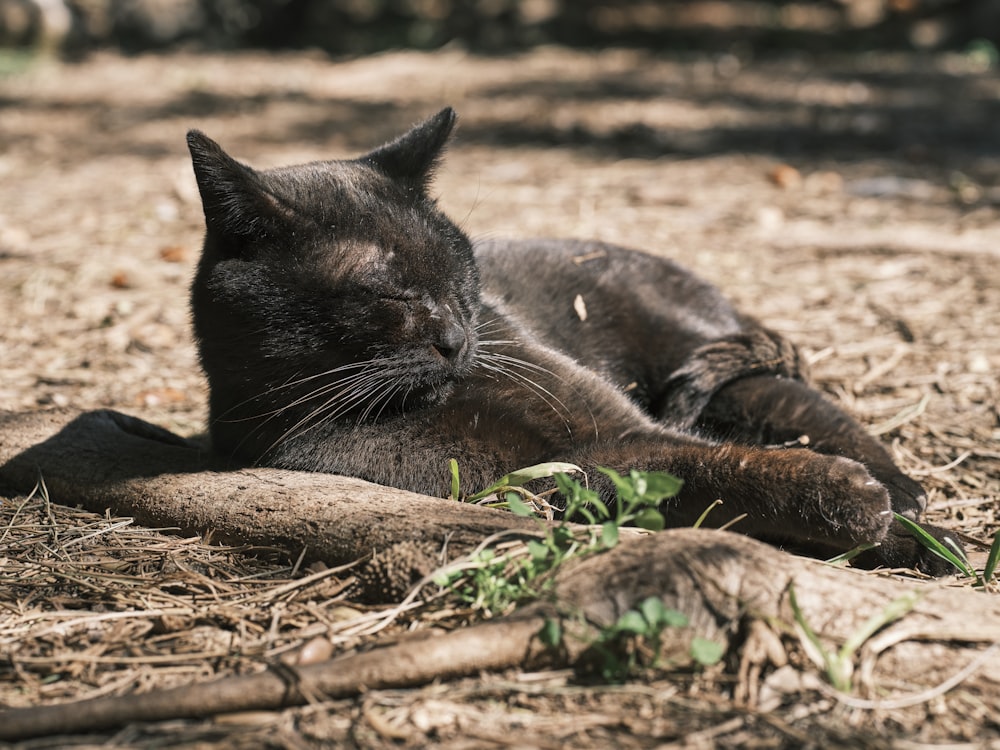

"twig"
[823,643,999,711]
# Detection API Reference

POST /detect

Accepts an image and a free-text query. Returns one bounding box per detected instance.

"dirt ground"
[1,44,999,747]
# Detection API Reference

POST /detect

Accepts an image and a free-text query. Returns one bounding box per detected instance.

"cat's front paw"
[854,521,963,577]
[876,470,927,521]
[811,455,893,546]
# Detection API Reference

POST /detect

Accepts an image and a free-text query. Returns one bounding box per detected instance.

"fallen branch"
[3,525,1000,740]
[2,409,1000,741]
[0,408,541,573]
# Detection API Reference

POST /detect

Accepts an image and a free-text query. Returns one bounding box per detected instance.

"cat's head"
[187,108,480,434]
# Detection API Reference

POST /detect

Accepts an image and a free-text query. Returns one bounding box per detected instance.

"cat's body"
[187,108,953,571]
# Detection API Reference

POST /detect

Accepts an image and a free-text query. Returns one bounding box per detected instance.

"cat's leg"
[570,437,894,553]
[695,375,923,516]
[651,330,957,573]
[695,374,963,573]
[650,328,921,515]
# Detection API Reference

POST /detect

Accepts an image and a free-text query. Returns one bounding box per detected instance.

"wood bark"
[0,408,542,568]
[1,408,999,740]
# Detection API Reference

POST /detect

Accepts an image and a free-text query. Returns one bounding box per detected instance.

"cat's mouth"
[429,316,476,369]
[401,334,478,408]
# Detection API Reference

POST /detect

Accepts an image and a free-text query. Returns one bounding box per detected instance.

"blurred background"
[2,0,999,57]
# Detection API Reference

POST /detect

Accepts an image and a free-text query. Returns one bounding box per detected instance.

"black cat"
[187,108,955,573]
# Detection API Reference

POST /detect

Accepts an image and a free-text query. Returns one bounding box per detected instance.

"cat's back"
[473,238,746,391]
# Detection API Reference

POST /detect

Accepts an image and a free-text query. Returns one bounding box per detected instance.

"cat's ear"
[187,130,292,242]
[362,107,456,190]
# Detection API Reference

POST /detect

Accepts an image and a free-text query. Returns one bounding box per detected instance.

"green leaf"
[505,493,535,518]
[538,617,562,648]
[550,526,574,549]
[629,470,647,500]
[554,472,605,518]
[469,462,584,501]
[788,582,828,668]
[660,608,689,629]
[633,507,665,532]
[894,513,975,577]
[824,541,878,566]
[638,597,688,629]
[839,591,921,659]
[944,536,976,574]
[690,637,725,666]
[527,539,550,562]
[984,530,1000,584]
[636,471,684,503]
[615,610,650,635]
[598,467,634,504]
[573,505,599,526]
[449,458,461,501]
[601,521,619,549]
[638,597,665,627]
[433,570,461,587]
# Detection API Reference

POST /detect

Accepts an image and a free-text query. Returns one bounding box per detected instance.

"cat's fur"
[187,108,955,572]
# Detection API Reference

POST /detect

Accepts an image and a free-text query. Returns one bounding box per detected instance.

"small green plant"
[690,636,727,667]
[590,467,679,538]
[448,458,461,502]
[984,530,1000,585]
[436,463,681,617]
[894,513,985,581]
[691,498,723,529]
[824,542,879,567]
[579,596,723,682]
[441,464,724,682]
[788,582,920,692]
[449,458,583,515]
[827,515,1000,588]
[435,547,539,614]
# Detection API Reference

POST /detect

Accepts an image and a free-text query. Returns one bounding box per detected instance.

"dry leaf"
[159,245,190,263]
[109,271,131,289]
[135,387,186,407]
[768,164,802,190]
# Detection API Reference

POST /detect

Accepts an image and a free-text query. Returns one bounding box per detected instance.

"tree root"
[2,409,1000,741]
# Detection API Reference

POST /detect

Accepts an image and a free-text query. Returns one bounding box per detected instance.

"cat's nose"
[433,322,469,364]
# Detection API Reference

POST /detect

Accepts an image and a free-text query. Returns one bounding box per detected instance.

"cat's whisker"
[264,371,401,455]
[362,380,407,424]
[276,368,387,413]
[474,353,575,439]
[214,359,386,423]
[265,360,383,393]
[230,357,415,458]
[476,339,520,348]
[480,351,559,377]
[355,379,395,423]
[479,348,602,441]
[276,355,432,437]
[474,317,505,334]
[476,345,603,442]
